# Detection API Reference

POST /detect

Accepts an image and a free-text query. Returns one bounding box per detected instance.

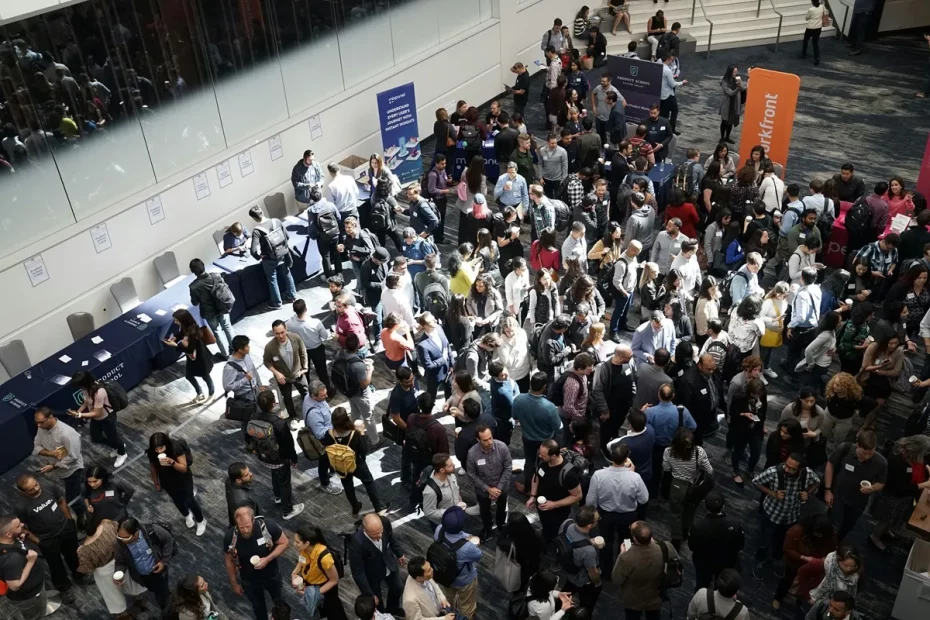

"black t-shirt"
[537,459,582,503]
[514,73,530,104]
[0,539,46,601]
[15,483,68,539]
[223,518,284,582]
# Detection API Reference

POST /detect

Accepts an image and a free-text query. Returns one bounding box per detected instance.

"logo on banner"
[73,390,85,406]
[3,393,29,410]
[630,66,639,78]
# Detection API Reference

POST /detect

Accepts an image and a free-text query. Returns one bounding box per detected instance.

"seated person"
[223,222,250,255]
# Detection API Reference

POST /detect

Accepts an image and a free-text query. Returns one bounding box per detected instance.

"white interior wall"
[0,0,583,364]
[878,0,930,32]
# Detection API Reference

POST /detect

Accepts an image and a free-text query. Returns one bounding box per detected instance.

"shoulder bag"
[493,542,522,592]
[760,301,783,348]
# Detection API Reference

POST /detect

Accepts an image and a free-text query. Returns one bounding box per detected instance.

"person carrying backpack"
[305,188,343,279]
[555,506,602,610]
[188,258,236,359]
[69,371,128,469]
[248,205,297,310]
[686,569,749,620]
[429,506,482,620]
[245,391,305,521]
[322,408,391,517]
[527,439,584,543]
[417,453,468,524]
[612,520,681,619]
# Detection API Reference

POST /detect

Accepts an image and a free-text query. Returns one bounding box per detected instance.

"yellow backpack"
[325,430,357,478]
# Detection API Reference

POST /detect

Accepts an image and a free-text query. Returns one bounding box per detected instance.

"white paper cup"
[292,576,303,588]
[157,453,167,461]
[113,571,124,582]
[536,496,547,506]
[250,555,261,566]
[592,536,605,549]
[860,480,872,489]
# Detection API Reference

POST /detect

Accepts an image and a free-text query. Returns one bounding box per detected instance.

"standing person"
[223,506,289,620]
[114,518,175,614]
[824,430,887,541]
[557,354,596,445]
[590,74,622,145]
[77,519,130,618]
[466,426,512,540]
[292,149,324,205]
[433,507,482,620]
[324,408,391,516]
[728,378,768,485]
[223,335,263,410]
[426,156,451,243]
[610,241,642,337]
[660,52,686,134]
[802,0,827,65]
[847,0,874,56]
[13,475,83,603]
[802,312,840,394]
[587,443,648,573]
[164,308,215,402]
[146,432,207,536]
[686,570,749,620]
[432,109,456,165]
[870,435,930,550]
[286,299,332,394]
[752,454,821,580]
[84,465,134,529]
[786,268,823,372]
[526,439,584,542]
[403,557,453,620]
[808,547,863,609]
[189,258,236,359]
[719,65,745,144]
[32,407,85,527]
[539,134,568,199]
[645,382,697,495]
[225,463,262,527]
[415,313,453,402]
[327,161,360,222]
[557,506,603,610]
[773,514,837,610]
[688,493,745,591]
[591,345,637,456]
[805,590,861,620]
[662,428,714,548]
[302,381,345,496]
[489,362,518,444]
[513,372,562,494]
[0,515,49,620]
[613,521,677,620]
[421,454,467,526]
[510,63,531,117]
[348,514,407,617]
[542,47,563,125]
[678,354,725,445]
[249,206,296,310]
[68,371,128,468]
[263,320,309,431]
[247,391,305,520]
[169,574,229,620]
[334,293,369,353]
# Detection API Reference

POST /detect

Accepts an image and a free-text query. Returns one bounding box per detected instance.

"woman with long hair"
[497,512,545,592]
[323,408,388,515]
[774,513,837,609]
[526,569,574,620]
[448,242,481,296]
[68,371,127,468]
[568,275,606,323]
[587,221,624,273]
[163,308,214,403]
[759,282,789,375]
[664,187,699,238]
[76,517,134,619]
[743,145,771,182]
[665,297,693,343]
[728,377,767,485]
[849,258,878,303]
[718,65,746,144]
[819,269,850,314]
[705,143,737,180]
[466,273,504,337]
[639,261,661,321]
[703,208,731,267]
[146,431,206,535]
[581,322,613,365]
[84,465,134,530]
[475,227,502,285]
[380,312,415,372]
[729,295,766,358]
[530,228,562,273]
[743,229,769,258]
[504,256,531,319]
[875,301,913,350]
[780,387,824,446]
[525,268,562,332]
[822,373,867,446]
[858,331,904,429]
[694,276,719,348]
[886,263,930,337]
[170,574,227,620]
[456,154,488,245]
[883,175,915,219]
[663,427,714,548]
[291,525,348,619]
[444,293,474,353]
[444,370,482,426]
[836,302,873,374]
[559,255,587,298]
[764,418,806,469]
[433,107,456,160]
[728,165,759,222]
[870,435,930,549]
[809,546,863,606]
[802,311,840,394]
[497,315,532,393]
[657,269,686,312]
[722,220,746,269]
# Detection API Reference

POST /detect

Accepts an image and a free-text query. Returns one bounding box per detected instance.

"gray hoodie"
[625,206,656,251]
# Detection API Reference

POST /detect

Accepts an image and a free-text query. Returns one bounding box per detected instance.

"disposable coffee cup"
[844,299,854,306]
[860,480,872,489]
[354,420,365,432]
[250,555,261,566]
[536,496,547,506]
[113,571,124,582]
[592,536,605,549]
[910,375,920,385]
[292,576,303,588]
[157,453,168,461]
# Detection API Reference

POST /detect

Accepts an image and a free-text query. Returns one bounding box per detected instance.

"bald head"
[698,353,717,375]
[631,521,653,544]
[362,514,384,541]
[613,344,633,364]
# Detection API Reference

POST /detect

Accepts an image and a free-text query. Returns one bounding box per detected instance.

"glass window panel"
[334,1,394,89]
[436,0,482,41]
[389,0,439,65]
[199,0,289,145]
[271,0,344,116]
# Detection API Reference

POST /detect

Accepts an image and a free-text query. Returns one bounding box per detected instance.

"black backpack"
[427,528,468,587]
[845,197,872,236]
[405,418,438,463]
[548,371,577,407]
[719,270,749,311]
[331,356,365,397]
[370,198,392,232]
[317,208,340,241]
[317,547,346,579]
[656,32,674,59]
[698,587,744,620]
[210,274,236,314]
[376,174,393,198]
[100,381,129,413]
[555,520,593,573]
[459,124,479,146]
[423,282,450,318]
[246,415,281,463]
[411,464,442,513]
[256,219,290,260]
[659,541,684,596]
[675,161,698,200]
[551,199,571,232]
[810,197,835,242]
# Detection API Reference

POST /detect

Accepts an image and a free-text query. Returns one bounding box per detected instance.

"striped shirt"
[662,446,713,481]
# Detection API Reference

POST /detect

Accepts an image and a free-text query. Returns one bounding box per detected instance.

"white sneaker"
[274,497,282,504]
[113,453,128,468]
[763,368,779,379]
[185,512,196,529]
[288,419,300,431]
[760,375,769,385]
[195,519,207,536]
[284,503,306,520]
[465,504,481,516]
[320,483,343,495]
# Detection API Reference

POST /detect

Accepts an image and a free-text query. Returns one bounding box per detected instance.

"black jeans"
[850,12,871,50]
[138,568,171,613]
[802,27,822,59]
[317,237,342,278]
[40,520,80,591]
[62,468,86,515]
[599,510,637,575]
[270,464,294,513]
[185,363,215,396]
[242,574,284,620]
[90,414,125,455]
[307,344,332,392]
[340,459,384,513]
[376,227,405,253]
[660,94,678,133]
[831,498,866,542]
[425,370,452,402]
[730,432,763,477]
[493,419,514,445]
[372,569,404,613]
[539,506,571,543]
[477,491,509,531]
[755,510,790,562]
[165,481,204,522]
[434,196,448,243]
[279,376,308,421]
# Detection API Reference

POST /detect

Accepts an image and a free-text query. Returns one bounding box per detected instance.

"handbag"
[493,543,522,592]
[760,303,783,348]
[581,55,594,71]
[200,325,217,345]
[822,7,831,27]
[686,448,714,504]
[296,428,326,460]
[225,362,258,422]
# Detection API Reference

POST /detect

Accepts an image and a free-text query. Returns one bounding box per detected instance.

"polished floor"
[2,32,929,620]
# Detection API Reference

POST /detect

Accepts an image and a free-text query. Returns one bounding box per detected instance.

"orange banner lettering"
[738,68,801,178]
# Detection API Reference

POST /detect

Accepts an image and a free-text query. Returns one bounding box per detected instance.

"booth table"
[908,489,930,538]
[823,200,854,268]
[602,161,676,211]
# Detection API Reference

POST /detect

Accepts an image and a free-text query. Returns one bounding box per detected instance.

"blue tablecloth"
[452,140,498,182]
[649,162,675,210]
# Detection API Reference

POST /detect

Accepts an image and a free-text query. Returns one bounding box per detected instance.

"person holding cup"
[291,525,347,620]
[223,506,289,620]
[556,505,603,610]
[824,430,887,541]
[527,439,584,543]
[114,517,175,615]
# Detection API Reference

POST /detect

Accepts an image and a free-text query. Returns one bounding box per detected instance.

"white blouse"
[496,330,532,380]
[505,269,530,314]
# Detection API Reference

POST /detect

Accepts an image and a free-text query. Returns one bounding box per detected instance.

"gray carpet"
[2,32,929,620]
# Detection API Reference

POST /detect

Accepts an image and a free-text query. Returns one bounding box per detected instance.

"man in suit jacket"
[632,347,673,411]
[604,91,626,143]
[348,514,407,616]
[676,354,725,444]
[263,319,309,430]
[415,313,453,402]
[402,556,452,620]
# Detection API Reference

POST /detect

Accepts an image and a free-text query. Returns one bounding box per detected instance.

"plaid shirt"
[753,465,821,525]
[855,241,898,276]
[532,198,555,232]
[566,174,585,210]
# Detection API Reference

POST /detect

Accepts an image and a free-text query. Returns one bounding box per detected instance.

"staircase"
[602,0,835,56]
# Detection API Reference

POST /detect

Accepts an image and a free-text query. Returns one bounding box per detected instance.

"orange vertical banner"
[738,68,801,177]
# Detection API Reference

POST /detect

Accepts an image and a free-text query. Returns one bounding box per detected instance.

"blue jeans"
[205,313,235,357]
[610,290,633,333]
[261,258,296,307]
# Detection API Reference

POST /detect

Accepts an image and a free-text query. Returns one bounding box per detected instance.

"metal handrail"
[692,0,714,59]
[758,0,785,52]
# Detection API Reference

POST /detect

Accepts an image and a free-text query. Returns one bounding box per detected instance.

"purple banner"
[606,56,664,124]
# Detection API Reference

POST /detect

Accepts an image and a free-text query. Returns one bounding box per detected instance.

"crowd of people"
[4,7,930,620]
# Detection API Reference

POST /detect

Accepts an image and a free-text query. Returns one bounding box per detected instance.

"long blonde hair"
[766,281,789,300]
[582,322,606,349]
[639,261,659,289]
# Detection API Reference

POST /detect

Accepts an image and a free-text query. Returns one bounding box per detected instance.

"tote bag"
[760,301,783,348]
[493,543,522,592]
